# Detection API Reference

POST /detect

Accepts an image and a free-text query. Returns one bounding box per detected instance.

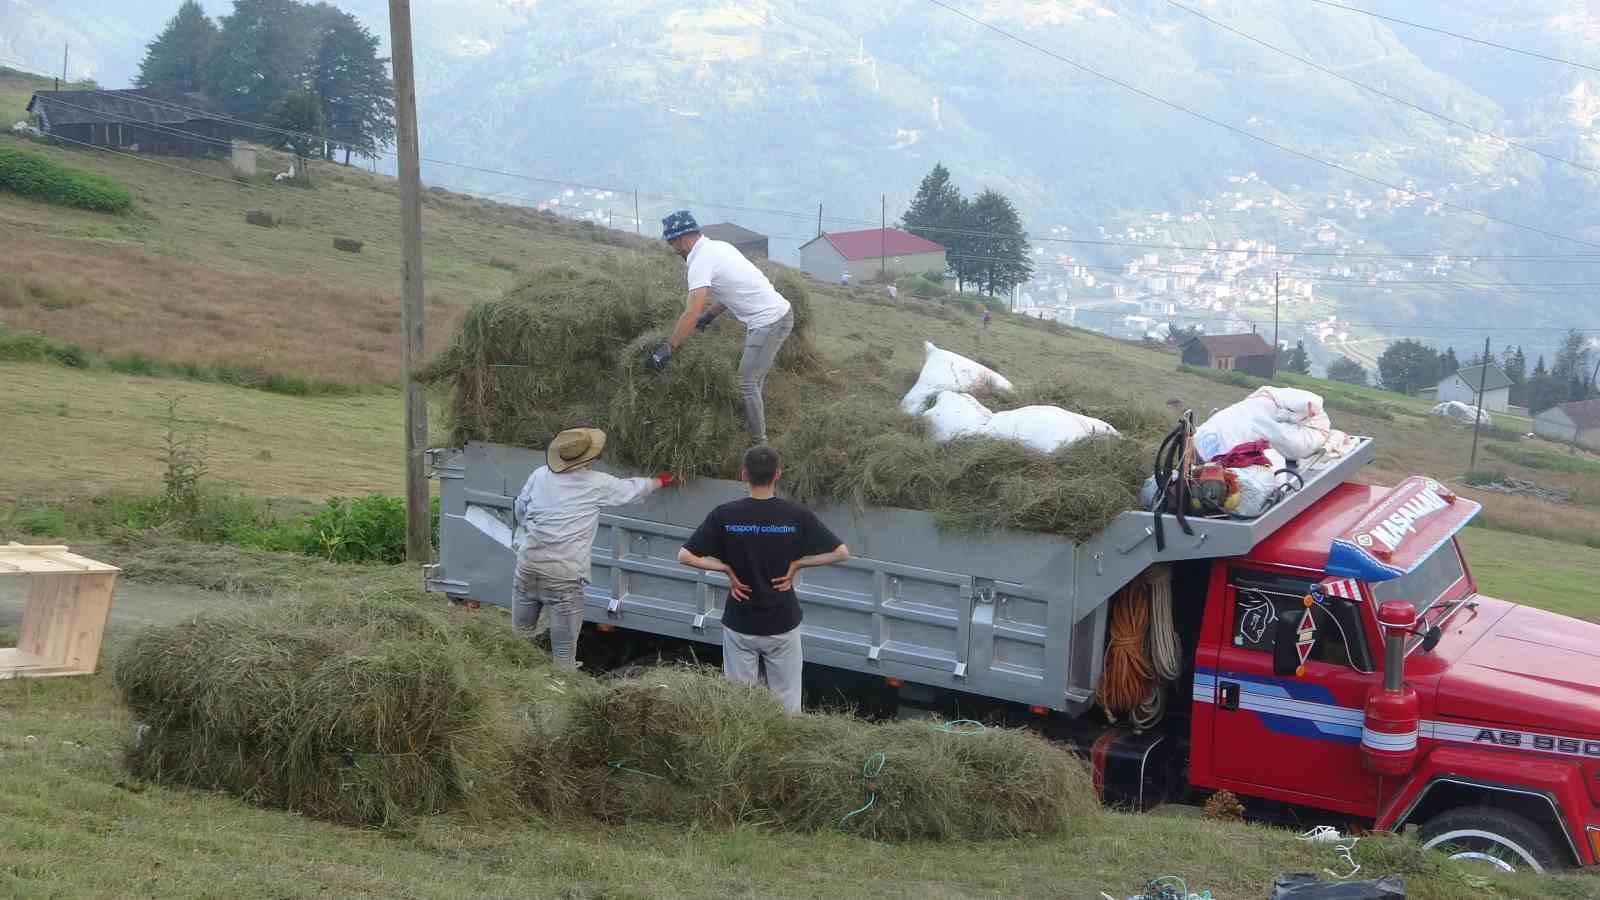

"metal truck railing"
[427,437,1374,712]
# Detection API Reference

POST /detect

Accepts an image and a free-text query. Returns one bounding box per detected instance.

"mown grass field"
[3,65,1599,897]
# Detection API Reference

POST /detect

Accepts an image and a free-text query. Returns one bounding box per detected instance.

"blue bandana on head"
[661,210,700,241]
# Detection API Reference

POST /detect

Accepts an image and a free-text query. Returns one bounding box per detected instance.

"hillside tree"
[1377,339,1441,395]
[135,1,218,96]
[262,88,325,172]
[1326,356,1367,386]
[902,163,964,277]
[1552,328,1592,383]
[208,0,317,120]
[961,189,1033,298]
[1282,339,1311,375]
[1501,345,1526,384]
[1439,346,1460,378]
[1526,355,1563,414]
[308,5,395,164]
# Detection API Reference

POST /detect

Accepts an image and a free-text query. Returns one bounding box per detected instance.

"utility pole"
[1273,271,1281,378]
[633,190,640,235]
[880,194,887,281]
[1468,336,1491,472]
[388,0,431,563]
[61,43,68,85]
[816,204,823,238]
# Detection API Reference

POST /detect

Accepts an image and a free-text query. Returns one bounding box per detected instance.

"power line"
[1165,0,1600,177]
[923,0,1600,252]
[1301,0,1600,74]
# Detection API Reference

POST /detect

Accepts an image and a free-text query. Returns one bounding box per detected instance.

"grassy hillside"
[3,56,1599,547]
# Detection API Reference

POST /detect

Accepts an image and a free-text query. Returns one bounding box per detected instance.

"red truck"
[429,441,1600,873]
[1182,475,1600,873]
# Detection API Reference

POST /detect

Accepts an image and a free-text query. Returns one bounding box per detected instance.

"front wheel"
[1417,806,1564,874]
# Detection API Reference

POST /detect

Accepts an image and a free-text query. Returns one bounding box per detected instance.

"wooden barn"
[1180,332,1278,379]
[26,89,234,158]
[700,222,769,259]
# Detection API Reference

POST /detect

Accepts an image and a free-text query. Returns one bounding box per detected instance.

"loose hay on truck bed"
[421,260,1163,539]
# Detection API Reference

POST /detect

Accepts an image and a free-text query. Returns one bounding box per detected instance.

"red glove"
[656,473,676,488]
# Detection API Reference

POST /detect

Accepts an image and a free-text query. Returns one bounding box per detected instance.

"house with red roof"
[799,228,947,284]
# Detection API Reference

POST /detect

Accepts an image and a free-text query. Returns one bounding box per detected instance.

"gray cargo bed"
[427,438,1373,711]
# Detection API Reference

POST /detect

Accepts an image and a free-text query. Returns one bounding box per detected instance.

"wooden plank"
[0,647,84,680]
[0,545,120,576]
[5,569,117,679]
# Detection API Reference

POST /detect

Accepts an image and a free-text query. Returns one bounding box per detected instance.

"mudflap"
[1090,728,1181,812]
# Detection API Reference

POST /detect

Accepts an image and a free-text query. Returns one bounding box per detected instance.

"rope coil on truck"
[1098,567,1183,731]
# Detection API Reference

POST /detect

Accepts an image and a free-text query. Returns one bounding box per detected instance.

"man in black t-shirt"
[677,445,848,713]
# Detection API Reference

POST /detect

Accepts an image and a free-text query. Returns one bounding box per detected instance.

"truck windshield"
[1368,541,1469,615]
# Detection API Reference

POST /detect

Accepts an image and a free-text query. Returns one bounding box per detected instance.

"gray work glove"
[645,341,673,372]
[694,308,723,330]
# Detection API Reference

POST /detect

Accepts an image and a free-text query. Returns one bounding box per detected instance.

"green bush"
[0,328,51,362]
[244,495,439,564]
[0,147,134,213]
[1487,442,1600,477]
[1461,470,1510,487]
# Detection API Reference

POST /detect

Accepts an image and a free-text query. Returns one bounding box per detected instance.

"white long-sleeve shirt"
[512,465,659,582]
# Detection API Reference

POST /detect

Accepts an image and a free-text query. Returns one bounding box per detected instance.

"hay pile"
[116,600,1094,841]
[423,259,1163,539]
[545,668,1094,841]
[114,595,540,826]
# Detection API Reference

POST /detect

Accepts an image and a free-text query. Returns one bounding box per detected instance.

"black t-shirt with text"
[683,496,843,636]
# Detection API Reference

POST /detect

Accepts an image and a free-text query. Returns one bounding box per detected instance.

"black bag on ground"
[1268,873,1405,899]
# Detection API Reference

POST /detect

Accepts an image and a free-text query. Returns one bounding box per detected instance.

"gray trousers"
[738,311,794,445]
[721,625,803,713]
[512,562,585,670]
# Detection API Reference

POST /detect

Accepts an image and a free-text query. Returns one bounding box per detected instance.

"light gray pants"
[738,311,794,445]
[512,562,585,670]
[722,625,803,713]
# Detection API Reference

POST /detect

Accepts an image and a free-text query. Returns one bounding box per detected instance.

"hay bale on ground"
[244,208,277,227]
[543,667,1094,841]
[114,595,535,827]
[333,236,363,253]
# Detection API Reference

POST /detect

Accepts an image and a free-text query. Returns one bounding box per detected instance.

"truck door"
[1201,566,1380,815]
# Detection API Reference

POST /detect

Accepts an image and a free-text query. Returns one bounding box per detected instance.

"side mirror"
[1272,614,1303,677]
[1419,625,1442,653]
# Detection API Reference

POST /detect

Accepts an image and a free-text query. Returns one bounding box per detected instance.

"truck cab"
[1186,477,1600,873]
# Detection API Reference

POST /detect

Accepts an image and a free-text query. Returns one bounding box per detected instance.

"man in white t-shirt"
[648,210,795,445]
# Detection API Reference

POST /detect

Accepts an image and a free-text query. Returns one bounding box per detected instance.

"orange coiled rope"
[1096,579,1165,730]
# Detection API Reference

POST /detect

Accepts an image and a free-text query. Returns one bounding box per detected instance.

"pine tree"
[135,1,218,96]
[962,189,1032,298]
[1552,328,1591,383]
[1502,345,1526,384]
[308,6,395,164]
[902,164,962,248]
[1284,339,1311,375]
[1439,346,1460,377]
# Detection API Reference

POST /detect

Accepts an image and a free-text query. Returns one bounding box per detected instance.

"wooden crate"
[0,543,120,680]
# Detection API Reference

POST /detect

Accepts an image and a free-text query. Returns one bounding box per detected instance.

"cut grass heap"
[114,595,540,827]
[545,667,1094,841]
[115,598,1092,842]
[424,262,1162,540]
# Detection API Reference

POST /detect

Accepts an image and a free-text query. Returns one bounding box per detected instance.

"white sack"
[922,391,993,443]
[1196,386,1356,462]
[900,341,1014,414]
[1431,401,1492,428]
[986,405,1119,453]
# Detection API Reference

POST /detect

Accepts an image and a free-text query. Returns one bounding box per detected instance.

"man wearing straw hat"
[512,427,675,668]
[649,209,795,445]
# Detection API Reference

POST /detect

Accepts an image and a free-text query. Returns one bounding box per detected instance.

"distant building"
[1181,332,1277,378]
[27,89,234,158]
[1435,364,1511,413]
[1532,398,1600,450]
[799,228,946,283]
[699,222,768,259]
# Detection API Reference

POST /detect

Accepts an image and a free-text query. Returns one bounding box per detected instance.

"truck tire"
[1418,806,1564,873]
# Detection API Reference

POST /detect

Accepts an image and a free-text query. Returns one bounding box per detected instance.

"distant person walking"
[982,309,992,329]
[677,445,848,713]
[512,427,674,669]
[650,210,795,445]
